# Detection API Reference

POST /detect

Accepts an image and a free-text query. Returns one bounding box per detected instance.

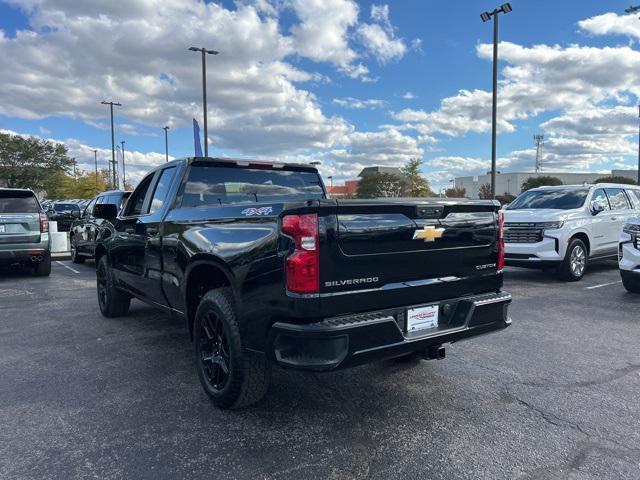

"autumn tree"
[478,183,493,199]
[521,176,563,192]
[0,132,74,191]
[356,172,405,198]
[401,158,434,197]
[445,187,466,198]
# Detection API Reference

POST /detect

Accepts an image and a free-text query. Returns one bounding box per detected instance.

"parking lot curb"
[52,252,71,261]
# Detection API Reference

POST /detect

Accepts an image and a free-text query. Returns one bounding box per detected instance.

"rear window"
[182,165,325,207]
[508,189,589,210]
[54,203,80,212]
[0,191,40,213]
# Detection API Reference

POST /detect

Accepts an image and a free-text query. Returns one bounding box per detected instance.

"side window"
[591,189,610,210]
[627,190,640,208]
[84,198,97,217]
[148,167,177,214]
[124,174,154,216]
[606,188,631,210]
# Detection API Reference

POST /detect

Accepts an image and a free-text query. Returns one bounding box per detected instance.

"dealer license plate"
[406,304,439,333]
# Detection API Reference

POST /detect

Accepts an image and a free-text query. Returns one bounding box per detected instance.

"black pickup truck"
[94,157,511,409]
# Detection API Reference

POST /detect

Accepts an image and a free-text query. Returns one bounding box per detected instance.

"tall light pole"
[188,47,219,157]
[481,3,512,199]
[101,100,121,187]
[327,175,333,189]
[120,140,126,188]
[93,149,98,193]
[163,126,170,162]
[623,6,640,183]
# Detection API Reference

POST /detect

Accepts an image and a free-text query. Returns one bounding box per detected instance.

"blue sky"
[1,0,640,190]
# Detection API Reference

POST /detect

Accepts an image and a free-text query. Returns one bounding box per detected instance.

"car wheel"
[558,238,588,281]
[194,289,271,409]
[70,236,85,264]
[96,255,130,317]
[33,254,51,276]
[621,271,640,293]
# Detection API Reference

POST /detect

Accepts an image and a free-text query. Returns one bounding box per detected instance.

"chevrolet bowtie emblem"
[413,226,445,242]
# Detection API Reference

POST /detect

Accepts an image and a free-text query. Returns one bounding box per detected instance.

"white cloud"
[332,97,386,109]
[402,91,416,100]
[357,4,407,64]
[578,12,640,40]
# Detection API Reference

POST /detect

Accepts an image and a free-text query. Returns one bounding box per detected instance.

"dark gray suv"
[0,188,51,276]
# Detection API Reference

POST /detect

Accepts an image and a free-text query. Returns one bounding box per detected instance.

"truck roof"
[168,156,319,172]
[532,183,639,190]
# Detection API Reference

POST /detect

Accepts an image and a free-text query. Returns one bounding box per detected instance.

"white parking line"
[55,261,80,274]
[585,280,622,290]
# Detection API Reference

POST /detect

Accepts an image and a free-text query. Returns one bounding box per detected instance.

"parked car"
[69,190,131,264]
[619,215,640,292]
[48,202,82,232]
[504,184,640,281]
[0,188,51,276]
[94,157,511,409]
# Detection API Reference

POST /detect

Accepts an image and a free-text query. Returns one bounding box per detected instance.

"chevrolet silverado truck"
[93,157,511,409]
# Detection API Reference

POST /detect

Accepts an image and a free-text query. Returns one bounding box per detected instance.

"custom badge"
[412,225,445,242]
[241,206,273,216]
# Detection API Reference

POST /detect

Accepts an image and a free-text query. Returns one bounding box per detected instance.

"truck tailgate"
[318,199,501,317]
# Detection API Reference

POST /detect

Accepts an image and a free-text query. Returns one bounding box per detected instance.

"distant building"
[327,180,359,198]
[455,169,637,199]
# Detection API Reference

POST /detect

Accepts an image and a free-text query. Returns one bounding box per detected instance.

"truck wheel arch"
[570,232,590,255]
[184,258,235,341]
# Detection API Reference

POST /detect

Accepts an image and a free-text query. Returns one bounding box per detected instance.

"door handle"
[147,227,159,235]
[611,217,618,221]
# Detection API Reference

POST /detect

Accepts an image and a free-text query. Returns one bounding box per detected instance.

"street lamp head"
[205,49,219,55]
[625,5,640,13]
[188,46,200,52]
[480,11,491,22]
[501,3,512,14]
[163,125,170,131]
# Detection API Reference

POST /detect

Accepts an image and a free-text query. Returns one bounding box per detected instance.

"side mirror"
[591,202,605,216]
[73,209,81,218]
[94,203,118,221]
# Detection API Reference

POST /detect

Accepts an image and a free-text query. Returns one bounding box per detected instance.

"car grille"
[504,223,543,244]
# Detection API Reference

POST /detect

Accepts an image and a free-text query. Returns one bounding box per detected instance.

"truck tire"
[557,238,588,281]
[70,236,85,264]
[621,271,640,293]
[194,289,271,409]
[96,255,130,317]
[33,254,51,276]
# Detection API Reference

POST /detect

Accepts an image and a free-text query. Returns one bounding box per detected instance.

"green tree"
[478,183,493,199]
[445,187,466,198]
[401,158,434,197]
[356,172,405,198]
[495,193,516,205]
[594,175,636,185]
[521,176,563,192]
[0,132,74,192]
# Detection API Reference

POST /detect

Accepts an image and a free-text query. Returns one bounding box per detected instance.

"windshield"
[508,189,589,210]
[54,203,79,212]
[182,165,325,207]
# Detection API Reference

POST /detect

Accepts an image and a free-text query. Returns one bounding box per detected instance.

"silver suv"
[0,188,51,276]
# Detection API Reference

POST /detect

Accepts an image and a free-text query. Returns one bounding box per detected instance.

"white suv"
[619,215,640,292]
[503,184,640,281]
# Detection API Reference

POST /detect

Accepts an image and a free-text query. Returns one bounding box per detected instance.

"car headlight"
[623,223,640,235]
[536,221,564,230]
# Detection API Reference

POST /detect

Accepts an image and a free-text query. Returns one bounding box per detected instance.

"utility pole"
[534,134,544,173]
[72,157,77,181]
[188,47,219,157]
[120,140,126,188]
[93,149,98,193]
[101,100,121,187]
[163,126,170,162]
[481,3,512,198]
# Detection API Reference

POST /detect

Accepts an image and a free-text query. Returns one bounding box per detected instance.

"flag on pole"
[193,118,203,157]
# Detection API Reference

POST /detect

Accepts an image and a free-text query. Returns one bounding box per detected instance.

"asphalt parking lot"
[1,260,639,480]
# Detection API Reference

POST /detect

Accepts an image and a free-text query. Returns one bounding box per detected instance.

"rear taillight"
[497,211,505,272]
[39,211,49,233]
[282,214,319,294]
